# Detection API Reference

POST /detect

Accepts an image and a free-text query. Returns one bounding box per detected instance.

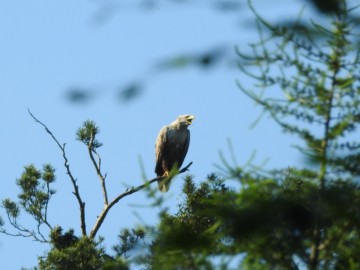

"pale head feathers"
[170,114,195,128]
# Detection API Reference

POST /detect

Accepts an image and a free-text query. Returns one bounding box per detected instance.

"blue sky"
[0,0,349,269]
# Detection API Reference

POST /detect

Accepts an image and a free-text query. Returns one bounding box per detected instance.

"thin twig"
[36,223,47,242]
[0,228,48,243]
[89,161,193,239]
[28,110,87,236]
[3,211,48,243]
[43,182,53,231]
[88,134,109,205]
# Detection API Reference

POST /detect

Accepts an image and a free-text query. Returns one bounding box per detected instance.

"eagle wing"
[155,126,168,177]
[177,129,190,168]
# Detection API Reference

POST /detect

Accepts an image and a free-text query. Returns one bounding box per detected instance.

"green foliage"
[113,227,146,259]
[218,179,360,269]
[76,120,103,149]
[38,226,129,269]
[38,230,127,270]
[50,226,78,250]
[139,175,229,270]
[136,172,360,269]
[1,164,55,242]
[2,198,20,219]
[238,2,360,181]
[17,164,56,223]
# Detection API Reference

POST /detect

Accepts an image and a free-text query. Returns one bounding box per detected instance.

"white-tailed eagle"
[155,115,195,192]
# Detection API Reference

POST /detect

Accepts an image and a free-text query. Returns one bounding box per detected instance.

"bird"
[155,114,195,192]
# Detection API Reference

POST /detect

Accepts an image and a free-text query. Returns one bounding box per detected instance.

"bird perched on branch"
[155,114,195,192]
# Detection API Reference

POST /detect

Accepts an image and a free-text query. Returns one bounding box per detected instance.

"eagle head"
[177,114,195,127]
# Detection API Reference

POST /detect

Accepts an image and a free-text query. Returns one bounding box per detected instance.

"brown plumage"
[155,115,195,192]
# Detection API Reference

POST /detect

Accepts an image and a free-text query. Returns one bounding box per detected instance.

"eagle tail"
[158,177,172,192]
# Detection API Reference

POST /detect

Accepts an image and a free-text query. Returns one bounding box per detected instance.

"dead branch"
[89,162,193,238]
[28,109,87,236]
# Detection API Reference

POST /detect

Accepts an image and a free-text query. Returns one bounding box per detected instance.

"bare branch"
[28,110,87,236]
[36,223,48,242]
[89,162,193,239]
[88,134,109,205]
[0,228,48,243]
[2,211,48,243]
[43,182,53,231]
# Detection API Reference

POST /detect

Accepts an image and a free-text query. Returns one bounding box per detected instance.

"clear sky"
[0,0,353,269]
